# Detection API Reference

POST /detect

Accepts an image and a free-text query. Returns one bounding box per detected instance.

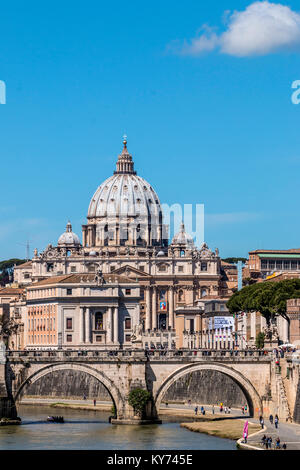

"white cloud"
[176,26,219,55]
[173,1,300,57]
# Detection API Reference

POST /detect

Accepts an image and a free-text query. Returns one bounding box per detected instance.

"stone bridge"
[3,349,283,424]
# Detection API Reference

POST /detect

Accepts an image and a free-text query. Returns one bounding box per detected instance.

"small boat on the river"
[47,416,64,423]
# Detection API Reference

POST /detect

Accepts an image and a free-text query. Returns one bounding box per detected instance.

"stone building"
[13,138,226,350]
[247,248,300,280]
[0,287,25,350]
[24,273,140,350]
[286,299,300,347]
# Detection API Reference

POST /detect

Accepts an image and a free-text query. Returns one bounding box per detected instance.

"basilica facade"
[14,138,229,350]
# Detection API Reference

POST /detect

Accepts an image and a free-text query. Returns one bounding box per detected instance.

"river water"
[0,405,236,450]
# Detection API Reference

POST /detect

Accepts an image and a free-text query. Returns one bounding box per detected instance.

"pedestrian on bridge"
[194,406,198,415]
[274,415,279,429]
[269,414,273,425]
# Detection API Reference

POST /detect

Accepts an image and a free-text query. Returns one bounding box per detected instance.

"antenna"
[17,240,32,261]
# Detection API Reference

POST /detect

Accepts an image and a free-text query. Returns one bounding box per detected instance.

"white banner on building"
[209,316,234,330]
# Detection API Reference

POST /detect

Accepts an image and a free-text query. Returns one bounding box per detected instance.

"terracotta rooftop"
[0,287,24,295]
[221,261,237,268]
[14,261,32,269]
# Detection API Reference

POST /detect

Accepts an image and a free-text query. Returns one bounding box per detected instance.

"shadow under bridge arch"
[14,362,125,418]
[154,362,263,417]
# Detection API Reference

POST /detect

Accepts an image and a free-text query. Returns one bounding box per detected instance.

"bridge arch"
[154,362,263,417]
[14,362,126,418]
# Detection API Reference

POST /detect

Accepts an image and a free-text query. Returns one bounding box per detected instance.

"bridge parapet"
[6,349,272,363]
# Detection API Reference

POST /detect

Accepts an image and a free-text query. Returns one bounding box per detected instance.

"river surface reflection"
[0,405,236,450]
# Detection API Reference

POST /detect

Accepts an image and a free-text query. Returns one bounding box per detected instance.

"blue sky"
[1,0,300,260]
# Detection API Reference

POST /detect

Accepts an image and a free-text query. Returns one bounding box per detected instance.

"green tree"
[0,258,26,286]
[128,388,151,417]
[227,279,300,328]
[255,332,265,349]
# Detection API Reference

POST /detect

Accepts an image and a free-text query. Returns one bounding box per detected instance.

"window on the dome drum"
[201,262,207,271]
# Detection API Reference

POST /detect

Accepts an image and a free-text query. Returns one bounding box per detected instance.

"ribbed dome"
[58,222,81,246]
[88,138,162,219]
[171,222,194,247]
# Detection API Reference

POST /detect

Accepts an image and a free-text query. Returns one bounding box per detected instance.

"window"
[95,312,103,330]
[88,265,95,272]
[201,288,207,298]
[189,319,194,333]
[125,334,131,342]
[269,260,275,270]
[261,260,268,269]
[180,250,185,258]
[284,260,290,270]
[292,261,298,270]
[201,262,207,272]
[66,334,72,342]
[139,266,145,272]
[125,318,131,330]
[66,288,72,295]
[178,266,184,272]
[159,290,166,300]
[24,273,30,279]
[66,318,73,330]
[276,260,282,270]
[47,263,54,272]
[211,302,215,311]
[71,266,76,272]
[158,265,166,272]
[96,335,102,342]
[140,289,144,300]
[178,290,184,302]
[110,266,115,272]
[125,288,131,295]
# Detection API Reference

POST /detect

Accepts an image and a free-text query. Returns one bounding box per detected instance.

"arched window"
[201,288,207,298]
[180,250,185,257]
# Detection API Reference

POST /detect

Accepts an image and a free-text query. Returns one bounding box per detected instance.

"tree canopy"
[128,388,151,417]
[226,279,300,326]
[0,258,26,286]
